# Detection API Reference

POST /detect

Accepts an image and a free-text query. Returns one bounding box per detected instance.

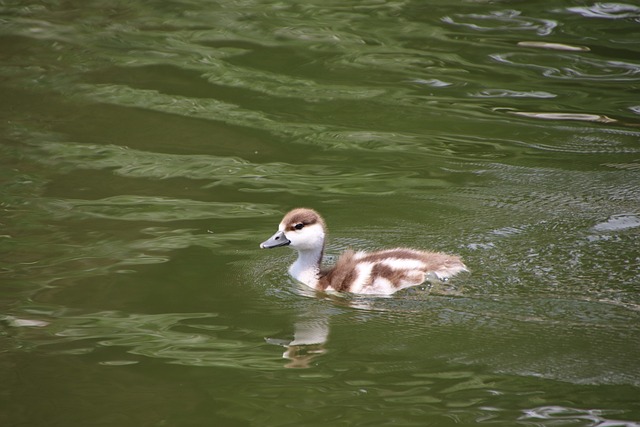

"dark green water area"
[1,1,639,426]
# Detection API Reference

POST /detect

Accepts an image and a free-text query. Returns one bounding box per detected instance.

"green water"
[1,1,640,425]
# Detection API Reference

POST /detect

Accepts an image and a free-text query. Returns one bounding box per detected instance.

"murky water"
[1,1,639,426]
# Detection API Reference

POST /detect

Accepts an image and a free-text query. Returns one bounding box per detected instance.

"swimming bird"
[260,208,467,295]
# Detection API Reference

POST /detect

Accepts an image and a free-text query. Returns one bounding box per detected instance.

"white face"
[280,221,325,251]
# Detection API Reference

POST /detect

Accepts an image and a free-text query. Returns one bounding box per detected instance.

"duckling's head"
[260,208,326,252]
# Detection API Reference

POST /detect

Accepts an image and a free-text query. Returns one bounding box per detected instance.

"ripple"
[566,3,640,19]
[4,316,50,328]
[340,51,438,73]
[99,360,140,366]
[604,161,640,171]
[273,25,358,44]
[0,202,254,283]
[39,311,285,370]
[491,52,640,81]
[452,162,640,216]
[506,110,618,124]
[517,41,590,52]
[560,133,640,154]
[409,78,453,88]
[300,130,433,153]
[592,214,640,232]
[520,406,640,427]
[45,196,278,222]
[200,61,386,102]
[31,138,445,195]
[471,89,556,98]
[442,10,557,36]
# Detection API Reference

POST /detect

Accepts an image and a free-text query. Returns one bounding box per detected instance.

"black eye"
[294,223,304,230]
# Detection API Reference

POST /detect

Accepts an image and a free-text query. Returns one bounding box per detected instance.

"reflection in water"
[592,214,640,232]
[506,110,618,124]
[46,196,279,222]
[471,89,557,98]
[275,308,330,369]
[266,280,464,369]
[517,41,590,52]
[264,284,339,369]
[490,52,640,81]
[520,406,640,427]
[10,310,287,370]
[442,10,558,35]
[566,3,640,19]
[27,136,446,195]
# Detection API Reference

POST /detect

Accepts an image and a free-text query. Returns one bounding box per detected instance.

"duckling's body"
[260,208,467,295]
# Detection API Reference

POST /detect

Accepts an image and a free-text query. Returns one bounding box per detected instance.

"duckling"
[260,208,467,295]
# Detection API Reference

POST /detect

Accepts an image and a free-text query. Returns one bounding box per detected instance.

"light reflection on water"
[2,0,640,425]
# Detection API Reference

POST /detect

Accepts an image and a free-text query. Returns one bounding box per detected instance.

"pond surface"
[1,1,640,426]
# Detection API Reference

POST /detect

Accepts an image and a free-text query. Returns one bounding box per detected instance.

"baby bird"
[260,208,467,295]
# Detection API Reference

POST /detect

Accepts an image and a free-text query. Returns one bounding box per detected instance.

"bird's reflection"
[266,297,332,368]
[265,284,382,368]
[282,315,329,369]
[265,281,454,368]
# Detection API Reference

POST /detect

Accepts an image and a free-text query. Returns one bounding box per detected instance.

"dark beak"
[260,230,291,249]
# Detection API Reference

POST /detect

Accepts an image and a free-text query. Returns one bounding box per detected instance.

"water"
[1,0,639,425]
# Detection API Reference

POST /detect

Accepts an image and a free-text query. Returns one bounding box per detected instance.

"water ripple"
[520,406,640,427]
[517,41,590,52]
[36,311,284,370]
[1,1,639,424]
[507,111,618,124]
[32,139,445,195]
[46,196,278,222]
[491,52,640,81]
[442,10,557,36]
[592,213,640,232]
[566,3,640,19]
[471,89,557,98]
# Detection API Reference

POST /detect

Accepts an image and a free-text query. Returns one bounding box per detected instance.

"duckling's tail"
[431,259,468,281]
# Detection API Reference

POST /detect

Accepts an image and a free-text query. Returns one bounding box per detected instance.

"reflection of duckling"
[260,208,467,295]
[265,337,326,369]
[282,345,327,369]
[265,313,329,369]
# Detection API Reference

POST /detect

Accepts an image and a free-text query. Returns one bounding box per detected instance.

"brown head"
[260,208,327,252]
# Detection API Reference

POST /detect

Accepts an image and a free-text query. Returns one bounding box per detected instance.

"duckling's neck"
[289,246,324,289]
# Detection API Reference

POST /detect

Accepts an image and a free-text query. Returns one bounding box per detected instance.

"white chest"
[288,251,321,288]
